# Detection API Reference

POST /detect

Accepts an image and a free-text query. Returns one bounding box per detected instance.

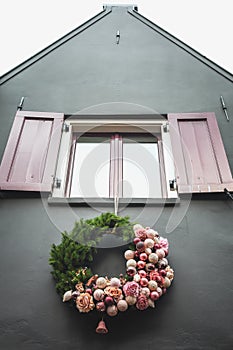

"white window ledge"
[48,196,180,206]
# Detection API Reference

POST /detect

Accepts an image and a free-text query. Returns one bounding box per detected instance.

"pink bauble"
[117,300,128,312]
[140,253,148,261]
[96,301,106,312]
[160,269,167,277]
[133,237,140,245]
[105,296,114,305]
[136,241,145,252]
[124,250,135,260]
[85,288,92,295]
[107,305,118,317]
[137,260,146,269]
[138,270,147,278]
[140,277,149,287]
[150,291,160,301]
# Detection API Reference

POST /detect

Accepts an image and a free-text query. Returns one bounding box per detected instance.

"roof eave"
[128,9,233,83]
[0,7,112,85]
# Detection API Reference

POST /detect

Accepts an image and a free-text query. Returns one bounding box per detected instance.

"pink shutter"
[0,110,64,192]
[168,112,233,193]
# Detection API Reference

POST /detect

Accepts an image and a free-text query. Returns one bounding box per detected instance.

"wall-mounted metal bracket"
[17,97,25,110]
[116,30,120,44]
[224,188,233,200]
[220,95,230,121]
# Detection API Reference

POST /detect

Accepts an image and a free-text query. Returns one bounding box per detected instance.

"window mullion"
[118,135,123,197]
[109,135,115,197]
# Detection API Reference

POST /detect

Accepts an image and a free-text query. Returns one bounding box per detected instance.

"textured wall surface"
[0,5,233,350]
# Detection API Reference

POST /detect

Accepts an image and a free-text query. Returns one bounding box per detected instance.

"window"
[66,132,162,198]
[52,119,177,200]
[1,111,232,200]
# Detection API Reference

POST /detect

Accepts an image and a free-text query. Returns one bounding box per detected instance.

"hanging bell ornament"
[96,319,108,334]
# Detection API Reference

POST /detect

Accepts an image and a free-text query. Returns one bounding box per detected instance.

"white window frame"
[52,118,178,200]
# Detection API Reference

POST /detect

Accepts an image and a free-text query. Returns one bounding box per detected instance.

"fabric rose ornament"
[76,292,95,313]
[136,294,149,311]
[123,281,140,298]
[159,237,169,250]
[104,286,122,302]
[135,228,147,241]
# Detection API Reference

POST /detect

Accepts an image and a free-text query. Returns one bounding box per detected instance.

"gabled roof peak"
[103,3,138,11]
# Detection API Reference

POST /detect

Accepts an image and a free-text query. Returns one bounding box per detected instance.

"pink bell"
[96,320,108,334]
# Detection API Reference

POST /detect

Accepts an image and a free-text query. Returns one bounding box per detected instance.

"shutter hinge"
[163,123,169,133]
[169,179,177,191]
[62,123,69,132]
[53,177,61,189]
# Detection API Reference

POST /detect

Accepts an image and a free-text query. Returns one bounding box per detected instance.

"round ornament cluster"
[62,224,174,334]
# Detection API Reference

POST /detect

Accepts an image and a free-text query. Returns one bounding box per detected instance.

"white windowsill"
[48,196,180,206]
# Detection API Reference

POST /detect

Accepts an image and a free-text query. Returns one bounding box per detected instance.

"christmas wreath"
[49,212,174,334]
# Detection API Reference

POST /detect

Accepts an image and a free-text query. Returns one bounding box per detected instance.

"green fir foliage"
[49,233,96,296]
[49,212,134,297]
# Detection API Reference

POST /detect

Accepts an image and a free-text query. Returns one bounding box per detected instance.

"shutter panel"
[0,110,64,192]
[168,112,233,193]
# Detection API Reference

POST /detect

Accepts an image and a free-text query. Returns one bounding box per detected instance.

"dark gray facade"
[0,5,233,349]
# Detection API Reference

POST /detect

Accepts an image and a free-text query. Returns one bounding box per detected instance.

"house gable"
[0,5,232,167]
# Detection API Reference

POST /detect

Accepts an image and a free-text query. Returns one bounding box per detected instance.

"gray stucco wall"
[0,6,233,350]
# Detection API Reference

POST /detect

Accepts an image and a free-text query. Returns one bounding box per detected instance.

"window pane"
[70,138,110,198]
[123,140,162,198]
